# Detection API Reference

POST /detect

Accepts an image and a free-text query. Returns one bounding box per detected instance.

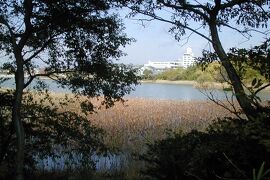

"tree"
[0,1,139,179]
[0,90,108,179]
[143,69,154,79]
[119,0,270,119]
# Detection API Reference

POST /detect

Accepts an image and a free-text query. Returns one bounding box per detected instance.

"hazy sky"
[119,12,269,65]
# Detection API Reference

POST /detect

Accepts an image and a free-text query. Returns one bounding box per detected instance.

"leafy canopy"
[0,0,139,107]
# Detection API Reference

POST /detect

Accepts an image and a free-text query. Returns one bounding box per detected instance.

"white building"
[139,47,195,75]
[144,61,181,70]
[182,47,195,68]
[139,61,181,75]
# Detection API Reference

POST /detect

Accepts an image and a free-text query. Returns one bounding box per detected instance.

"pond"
[1,78,269,100]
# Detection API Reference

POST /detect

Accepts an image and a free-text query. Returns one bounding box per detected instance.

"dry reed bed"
[30,92,235,153]
[24,92,238,173]
[86,98,234,153]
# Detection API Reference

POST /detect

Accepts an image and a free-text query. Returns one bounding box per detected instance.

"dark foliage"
[140,114,270,180]
[0,91,108,179]
[0,0,139,107]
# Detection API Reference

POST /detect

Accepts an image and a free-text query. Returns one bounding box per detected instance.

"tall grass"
[88,98,232,148]
[35,93,237,178]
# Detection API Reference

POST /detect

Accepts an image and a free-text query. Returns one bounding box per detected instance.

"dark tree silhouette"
[0,1,139,179]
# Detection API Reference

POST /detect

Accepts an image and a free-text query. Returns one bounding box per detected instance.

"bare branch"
[128,18,155,28]
[223,153,248,179]
[24,70,75,89]
[199,87,242,119]
[180,25,204,46]
[128,6,214,43]
[24,37,55,64]
[18,0,33,50]
[25,62,33,78]
[185,171,203,180]
[255,83,270,95]
[219,0,250,10]
[221,23,252,40]
[218,66,232,86]
[0,15,18,50]
[159,0,211,20]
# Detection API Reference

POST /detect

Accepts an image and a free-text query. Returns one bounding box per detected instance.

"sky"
[118,10,269,65]
[0,5,268,67]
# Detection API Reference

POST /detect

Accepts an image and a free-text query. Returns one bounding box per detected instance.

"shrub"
[0,91,108,179]
[140,114,270,179]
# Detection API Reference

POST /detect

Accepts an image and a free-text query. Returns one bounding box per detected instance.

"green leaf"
[256,162,265,180]
[223,87,233,91]
[253,168,257,180]
[254,79,263,88]
[252,78,257,87]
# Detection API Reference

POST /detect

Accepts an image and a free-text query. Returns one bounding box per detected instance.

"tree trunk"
[209,23,256,119]
[13,51,25,180]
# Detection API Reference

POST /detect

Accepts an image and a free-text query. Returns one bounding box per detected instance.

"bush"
[151,61,265,84]
[143,69,155,80]
[0,91,108,179]
[156,68,185,81]
[140,114,270,179]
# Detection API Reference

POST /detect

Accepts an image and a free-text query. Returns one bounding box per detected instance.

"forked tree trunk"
[13,51,25,180]
[209,23,256,119]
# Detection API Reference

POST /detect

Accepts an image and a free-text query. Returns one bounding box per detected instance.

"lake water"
[1,78,269,100]
[128,83,227,100]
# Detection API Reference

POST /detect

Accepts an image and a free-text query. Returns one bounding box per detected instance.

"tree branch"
[18,0,33,50]
[24,70,74,89]
[128,6,214,43]
[255,83,270,95]
[159,0,211,20]
[223,153,248,178]
[199,88,242,119]
[220,23,251,40]
[0,15,18,51]
[219,0,249,10]
[24,36,56,64]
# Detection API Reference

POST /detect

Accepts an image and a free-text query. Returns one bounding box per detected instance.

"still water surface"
[1,78,269,100]
[128,83,226,100]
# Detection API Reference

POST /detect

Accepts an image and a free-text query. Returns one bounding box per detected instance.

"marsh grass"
[30,92,237,178]
[88,98,234,144]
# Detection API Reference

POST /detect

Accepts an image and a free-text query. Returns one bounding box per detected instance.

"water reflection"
[37,153,129,171]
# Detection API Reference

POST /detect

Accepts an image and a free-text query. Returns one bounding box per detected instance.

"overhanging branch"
[24,36,57,64]
[159,0,211,21]
[128,7,214,43]
[24,70,75,89]
[0,15,18,50]
[255,83,270,95]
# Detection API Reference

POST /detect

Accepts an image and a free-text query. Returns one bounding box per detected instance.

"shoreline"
[141,80,195,85]
[2,76,270,92]
[0,74,56,80]
[141,79,270,91]
[141,80,231,90]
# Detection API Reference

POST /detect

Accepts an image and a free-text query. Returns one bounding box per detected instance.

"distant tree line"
[142,61,266,84]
